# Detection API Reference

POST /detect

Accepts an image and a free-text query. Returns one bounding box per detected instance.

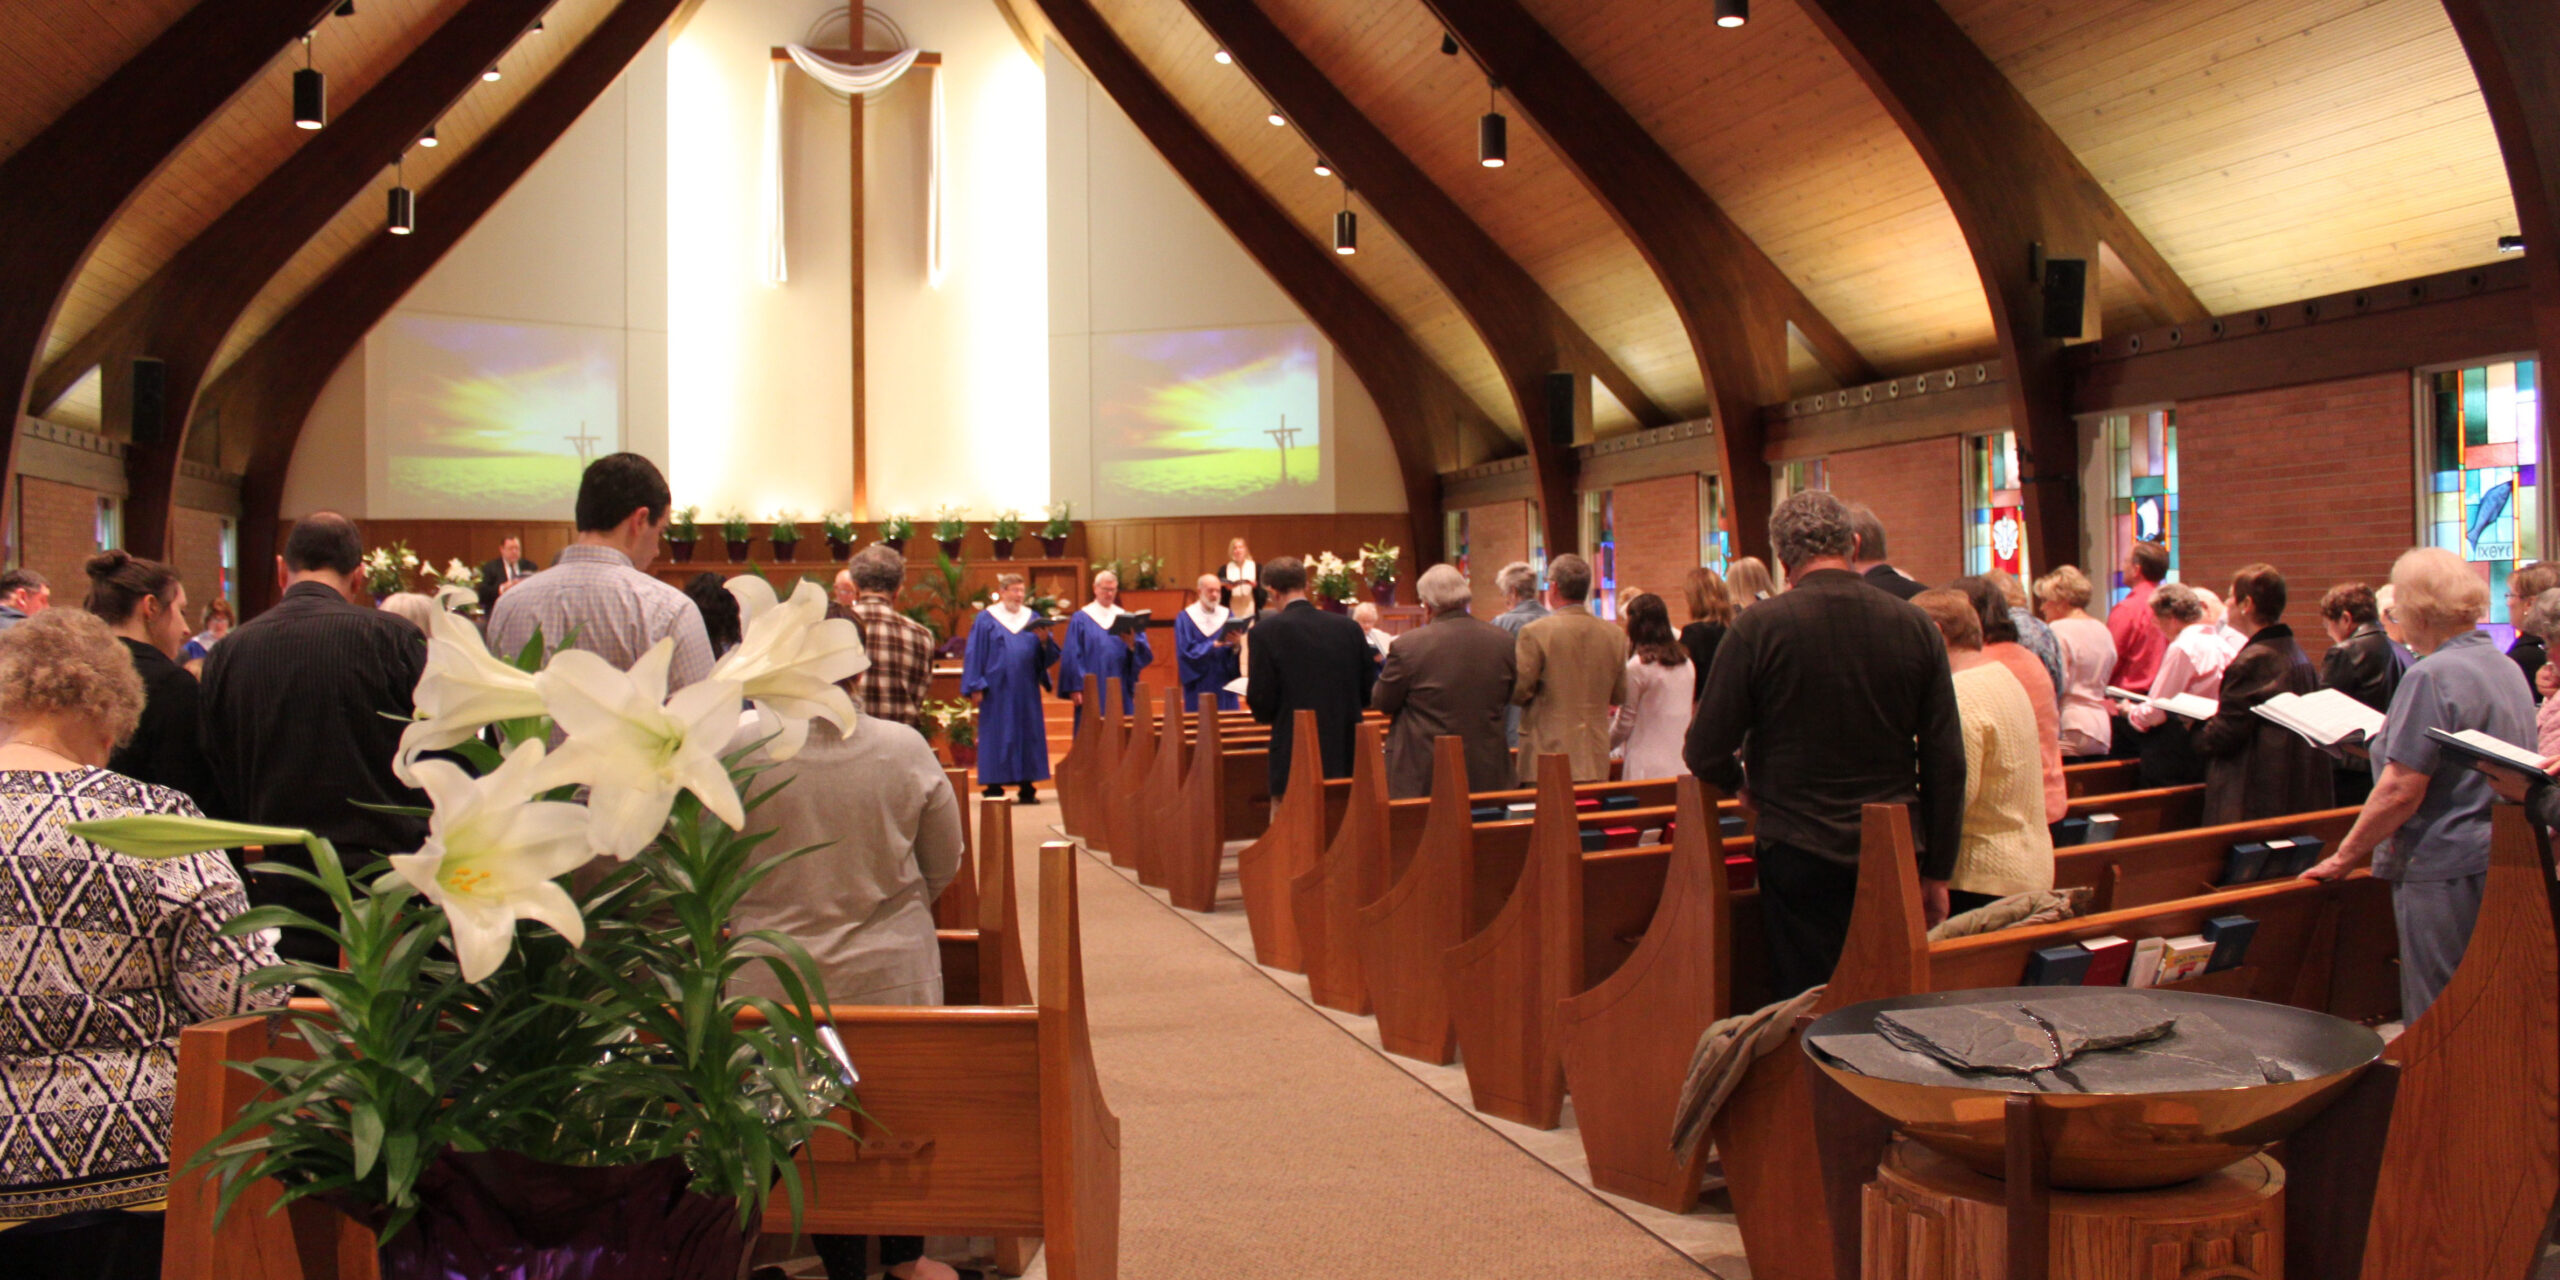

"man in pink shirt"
[2106,540,2171,755]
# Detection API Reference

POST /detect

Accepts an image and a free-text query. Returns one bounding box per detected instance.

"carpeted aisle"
[1005,806,1709,1279]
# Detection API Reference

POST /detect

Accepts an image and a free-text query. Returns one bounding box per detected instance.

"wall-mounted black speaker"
[1544,371,1577,448]
[129,357,167,447]
[2041,257,2087,340]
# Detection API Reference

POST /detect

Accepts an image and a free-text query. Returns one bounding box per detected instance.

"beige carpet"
[1003,804,1710,1280]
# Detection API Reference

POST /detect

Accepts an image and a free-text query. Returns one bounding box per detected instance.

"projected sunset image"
[1093,324,1322,515]
[376,315,622,518]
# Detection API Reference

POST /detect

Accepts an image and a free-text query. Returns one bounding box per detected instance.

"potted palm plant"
[666,506,700,562]
[821,512,857,561]
[879,513,913,553]
[719,511,753,563]
[933,506,969,560]
[74,584,865,1279]
[1040,503,1072,557]
[988,510,1023,560]
[768,511,802,563]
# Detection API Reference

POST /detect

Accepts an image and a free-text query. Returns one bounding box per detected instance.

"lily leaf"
[68,815,315,861]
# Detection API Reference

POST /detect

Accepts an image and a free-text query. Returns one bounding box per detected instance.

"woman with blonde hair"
[2303,546,2534,1023]
[1912,588,2054,914]
[1679,566,1733,687]
[2033,566,2118,757]
[1725,556,1777,608]
[2125,582,2226,787]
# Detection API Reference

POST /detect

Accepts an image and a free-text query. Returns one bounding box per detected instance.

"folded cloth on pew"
[1925,887,2089,942]
[1669,985,1826,1157]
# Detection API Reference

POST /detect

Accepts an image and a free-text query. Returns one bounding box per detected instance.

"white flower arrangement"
[1307,551,1359,603]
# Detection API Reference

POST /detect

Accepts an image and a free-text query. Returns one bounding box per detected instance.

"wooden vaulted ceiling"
[4,0,2527,467]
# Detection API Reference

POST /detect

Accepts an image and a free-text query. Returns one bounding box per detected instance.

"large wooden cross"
[770,46,942,520]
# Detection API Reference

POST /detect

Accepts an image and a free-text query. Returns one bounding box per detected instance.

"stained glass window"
[1699,475,1729,573]
[1582,490,1618,619]
[2425,359,2541,648]
[2106,409,2179,606]
[1774,458,1828,503]
[1965,430,2029,579]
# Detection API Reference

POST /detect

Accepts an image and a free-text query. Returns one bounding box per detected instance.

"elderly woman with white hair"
[1372,563,1517,797]
[2303,546,2535,1024]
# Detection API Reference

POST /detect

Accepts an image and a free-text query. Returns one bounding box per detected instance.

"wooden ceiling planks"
[208,0,615,384]
[1254,0,1706,431]
[1522,0,1996,376]
[42,0,468,375]
[0,0,200,167]
[1945,0,2514,319]
[1089,0,1523,438]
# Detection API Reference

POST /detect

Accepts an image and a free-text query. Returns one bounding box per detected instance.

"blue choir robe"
[961,604,1055,786]
[1058,603,1153,723]
[1175,603,1242,713]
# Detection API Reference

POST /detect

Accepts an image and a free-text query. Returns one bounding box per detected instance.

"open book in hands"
[2252,689,2386,756]
[2426,726,2554,782]
[2107,685,2218,721]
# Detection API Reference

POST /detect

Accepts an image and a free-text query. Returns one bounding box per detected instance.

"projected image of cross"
[1265,417,1302,487]
[566,421,602,464]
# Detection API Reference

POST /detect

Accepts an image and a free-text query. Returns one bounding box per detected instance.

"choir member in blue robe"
[1057,569,1153,725]
[1176,574,1244,713]
[962,574,1057,803]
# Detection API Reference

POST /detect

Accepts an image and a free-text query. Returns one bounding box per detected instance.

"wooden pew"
[1132,692,1187,890]
[2062,756,2138,796]
[1709,804,2394,1280]
[1289,721,1392,1013]
[1166,699,1228,913]
[1233,711,1352,972]
[164,842,1119,1280]
[1054,674,1106,840]
[1097,686,1157,872]
[933,765,983,932]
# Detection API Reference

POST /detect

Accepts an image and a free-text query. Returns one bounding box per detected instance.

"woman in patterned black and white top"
[0,609,282,1280]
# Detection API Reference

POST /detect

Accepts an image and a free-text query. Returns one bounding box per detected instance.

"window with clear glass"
[2425,358,2541,648]
[1581,490,1618,619]
[94,496,122,553]
[1965,430,2030,579]
[2105,409,2178,606]
[1699,475,1729,573]
[1773,458,1828,504]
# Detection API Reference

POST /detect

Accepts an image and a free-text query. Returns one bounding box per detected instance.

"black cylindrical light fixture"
[387,159,415,235]
[1334,187,1357,256]
[419,123,439,147]
[293,36,325,130]
[1312,159,1332,178]
[1480,80,1506,168]
[1716,0,1748,27]
[483,63,503,81]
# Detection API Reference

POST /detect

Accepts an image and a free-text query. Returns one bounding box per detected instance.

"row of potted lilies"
[661,506,1076,565]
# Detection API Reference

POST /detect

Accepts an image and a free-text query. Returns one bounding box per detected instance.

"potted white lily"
[74,578,870,1280]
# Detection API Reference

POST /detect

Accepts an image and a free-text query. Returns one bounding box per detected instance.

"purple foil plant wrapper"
[345,1150,753,1280]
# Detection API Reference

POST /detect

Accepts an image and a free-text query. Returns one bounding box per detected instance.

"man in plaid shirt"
[844,545,936,735]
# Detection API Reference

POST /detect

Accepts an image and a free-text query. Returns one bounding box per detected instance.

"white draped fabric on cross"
[760,42,943,288]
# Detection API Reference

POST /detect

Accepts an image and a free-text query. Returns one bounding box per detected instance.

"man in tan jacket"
[1511,553,1629,782]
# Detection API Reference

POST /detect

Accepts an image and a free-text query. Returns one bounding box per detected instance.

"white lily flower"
[535,641,748,858]
[711,578,867,760]
[397,606,549,783]
[388,741,595,983]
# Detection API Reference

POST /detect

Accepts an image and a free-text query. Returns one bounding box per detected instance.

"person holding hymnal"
[2191,565,2333,824]
[1055,569,1153,726]
[2318,582,2404,805]
[2299,547,2535,1025]
[1175,574,1243,713]
[2121,582,2226,788]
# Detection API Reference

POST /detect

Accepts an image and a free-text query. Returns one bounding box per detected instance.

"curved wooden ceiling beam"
[1425,0,1879,560]
[1035,0,1492,562]
[38,0,558,561]
[1796,0,2207,568]
[1180,0,1674,557]
[208,0,684,615]
[2441,0,2560,413]
[0,0,339,507]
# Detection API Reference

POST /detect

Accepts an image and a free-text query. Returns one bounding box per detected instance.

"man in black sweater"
[1246,556,1376,797]
[1686,490,1965,998]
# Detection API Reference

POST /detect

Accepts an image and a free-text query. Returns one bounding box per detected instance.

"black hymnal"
[2021,944,2094,986]
[2221,841,2273,886]
[2203,914,2258,972]
[1108,610,1152,636]
[1219,616,1253,637]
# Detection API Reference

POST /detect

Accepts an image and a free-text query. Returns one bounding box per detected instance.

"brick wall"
[1825,436,1964,587]
[171,507,230,618]
[18,476,102,600]
[2176,372,2416,662]
[1609,474,1701,606]
[1462,500,1530,617]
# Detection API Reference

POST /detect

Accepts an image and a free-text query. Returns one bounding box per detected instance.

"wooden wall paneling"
[0,0,341,519]
[1795,0,2206,573]
[1037,0,1499,567]
[1174,0,1667,562]
[2439,0,2560,473]
[39,0,560,561]
[1427,0,1883,559]
[206,0,686,615]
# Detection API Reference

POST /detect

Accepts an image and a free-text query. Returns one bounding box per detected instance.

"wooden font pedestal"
[1862,1141,2282,1280]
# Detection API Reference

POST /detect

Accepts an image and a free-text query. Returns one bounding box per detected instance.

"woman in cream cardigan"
[1912,588,2056,915]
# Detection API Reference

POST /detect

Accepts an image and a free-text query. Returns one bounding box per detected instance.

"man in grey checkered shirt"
[489,454,715,689]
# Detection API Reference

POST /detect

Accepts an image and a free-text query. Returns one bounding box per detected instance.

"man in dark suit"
[1372,563,1516,798]
[1848,503,1928,600]
[476,535,541,614]
[1247,555,1377,797]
